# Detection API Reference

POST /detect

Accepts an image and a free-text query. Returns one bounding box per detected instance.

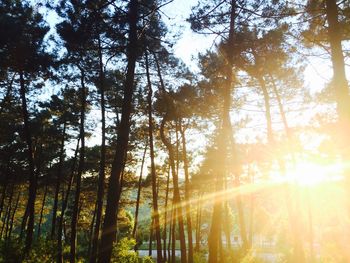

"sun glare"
[286,161,344,186]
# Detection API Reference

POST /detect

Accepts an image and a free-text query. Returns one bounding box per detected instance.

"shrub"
[142,256,154,263]
[111,238,138,263]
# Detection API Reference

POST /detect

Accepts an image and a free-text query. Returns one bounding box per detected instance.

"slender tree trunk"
[1,182,14,239]
[195,193,202,252]
[223,203,231,249]
[171,201,176,263]
[0,161,10,221]
[88,205,97,259]
[145,51,163,262]
[167,200,173,262]
[98,1,139,261]
[163,165,170,261]
[70,70,86,263]
[7,190,20,241]
[267,75,306,262]
[269,75,290,137]
[209,2,243,261]
[258,77,274,144]
[90,34,107,263]
[57,138,80,263]
[51,122,66,239]
[154,52,187,263]
[325,2,350,234]
[325,0,350,126]
[37,183,48,238]
[149,217,154,257]
[179,122,194,263]
[19,71,37,252]
[132,142,148,240]
[160,120,187,263]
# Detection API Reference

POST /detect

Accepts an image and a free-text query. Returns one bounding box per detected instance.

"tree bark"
[179,122,194,263]
[154,53,187,262]
[258,77,274,144]
[195,192,202,252]
[57,138,80,263]
[98,1,139,261]
[70,69,86,263]
[37,183,48,238]
[132,142,148,240]
[1,181,14,240]
[19,71,37,252]
[51,121,66,239]
[160,117,187,263]
[325,0,350,125]
[145,51,163,262]
[163,164,170,261]
[7,190,20,241]
[90,34,107,263]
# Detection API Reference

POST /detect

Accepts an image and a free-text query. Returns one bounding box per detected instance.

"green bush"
[111,238,138,263]
[0,238,24,263]
[142,256,154,263]
[193,251,207,263]
[23,239,56,263]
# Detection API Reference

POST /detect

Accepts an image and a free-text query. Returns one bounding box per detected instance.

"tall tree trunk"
[132,142,148,240]
[90,34,107,263]
[98,1,139,261]
[37,183,48,238]
[179,121,194,263]
[325,2,350,228]
[195,192,202,252]
[57,138,80,263]
[258,77,274,144]
[51,121,66,239]
[167,199,173,262]
[160,117,187,263]
[154,52,187,262]
[268,75,290,138]
[267,75,305,262]
[223,202,231,249]
[0,160,11,221]
[88,205,97,259]
[7,190,20,241]
[70,70,86,263]
[19,71,37,252]
[209,1,248,261]
[145,51,163,262]
[149,217,154,257]
[1,181,14,239]
[171,201,176,263]
[163,164,170,261]
[325,0,350,126]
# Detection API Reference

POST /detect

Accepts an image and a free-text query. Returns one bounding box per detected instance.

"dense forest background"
[1,0,350,262]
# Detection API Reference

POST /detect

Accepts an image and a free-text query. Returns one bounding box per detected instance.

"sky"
[39,0,346,150]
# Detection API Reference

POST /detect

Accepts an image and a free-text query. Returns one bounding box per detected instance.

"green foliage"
[111,238,138,263]
[23,239,56,263]
[0,239,24,263]
[0,238,57,263]
[141,256,154,263]
[240,251,265,263]
[193,251,207,263]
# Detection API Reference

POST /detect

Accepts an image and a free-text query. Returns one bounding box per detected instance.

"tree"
[98,1,140,261]
[0,0,52,251]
